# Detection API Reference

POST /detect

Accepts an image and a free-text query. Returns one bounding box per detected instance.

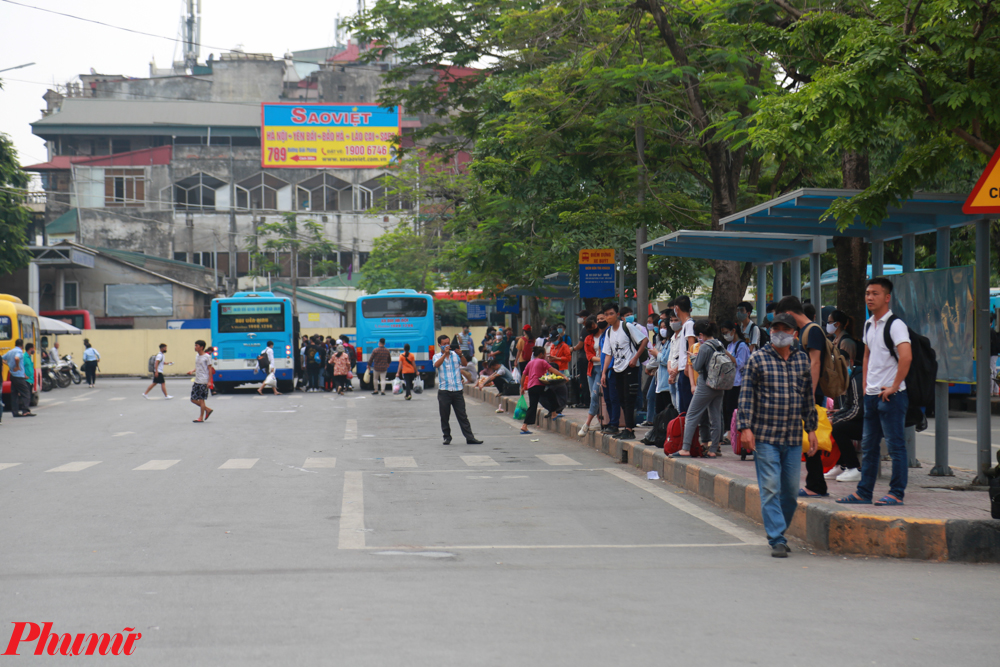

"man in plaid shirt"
[737,313,820,558]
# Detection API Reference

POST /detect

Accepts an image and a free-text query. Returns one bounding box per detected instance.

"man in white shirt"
[737,301,761,351]
[837,277,912,507]
[600,302,648,440]
[186,339,215,423]
[673,296,696,412]
[142,343,173,399]
[260,340,276,371]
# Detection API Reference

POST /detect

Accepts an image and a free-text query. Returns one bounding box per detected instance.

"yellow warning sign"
[964,145,1000,214]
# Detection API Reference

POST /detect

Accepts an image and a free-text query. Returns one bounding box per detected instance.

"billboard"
[261,103,400,169]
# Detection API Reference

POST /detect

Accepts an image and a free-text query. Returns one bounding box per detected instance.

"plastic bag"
[392,377,403,395]
[363,367,372,384]
[263,371,277,388]
[513,394,528,420]
[413,374,424,394]
[802,405,834,453]
[511,365,522,385]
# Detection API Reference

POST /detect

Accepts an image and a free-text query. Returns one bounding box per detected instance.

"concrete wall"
[210,59,285,102]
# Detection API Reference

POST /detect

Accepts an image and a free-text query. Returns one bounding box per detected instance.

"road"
[1,378,995,665]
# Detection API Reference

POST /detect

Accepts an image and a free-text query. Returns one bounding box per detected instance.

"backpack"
[622,322,649,365]
[641,400,679,447]
[704,340,736,391]
[664,413,703,457]
[803,322,849,399]
[865,315,938,409]
[257,351,270,372]
[749,321,769,349]
[148,355,157,374]
[991,329,1000,357]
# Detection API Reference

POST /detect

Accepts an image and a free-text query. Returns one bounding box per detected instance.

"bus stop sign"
[579,249,616,299]
[964,144,1000,214]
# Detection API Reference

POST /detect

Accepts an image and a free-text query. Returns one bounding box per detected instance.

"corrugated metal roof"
[46,208,78,235]
[32,98,261,129]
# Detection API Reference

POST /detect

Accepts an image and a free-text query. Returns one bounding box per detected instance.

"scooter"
[59,353,82,385]
[40,363,58,392]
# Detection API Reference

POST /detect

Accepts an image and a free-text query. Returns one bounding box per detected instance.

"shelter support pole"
[636,226,648,322]
[790,259,801,299]
[871,241,884,278]
[618,248,624,306]
[975,218,991,485]
[809,253,821,324]
[931,226,953,476]
[901,234,916,273]
[773,262,784,301]
[27,260,39,313]
[756,264,766,327]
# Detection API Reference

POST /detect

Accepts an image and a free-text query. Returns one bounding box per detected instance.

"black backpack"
[990,329,1000,357]
[257,351,270,372]
[865,315,938,409]
[641,399,679,448]
[751,321,770,348]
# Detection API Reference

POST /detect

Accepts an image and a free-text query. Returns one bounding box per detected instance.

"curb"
[466,385,1000,563]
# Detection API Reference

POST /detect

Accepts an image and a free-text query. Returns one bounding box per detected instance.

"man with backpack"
[599,302,648,440]
[737,301,762,352]
[142,343,173,400]
[838,278,914,507]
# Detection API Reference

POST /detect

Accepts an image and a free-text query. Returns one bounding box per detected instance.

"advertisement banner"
[261,103,400,169]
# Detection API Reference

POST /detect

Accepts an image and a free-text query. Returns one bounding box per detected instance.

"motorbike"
[59,353,82,385]
[40,362,58,392]
[50,357,72,388]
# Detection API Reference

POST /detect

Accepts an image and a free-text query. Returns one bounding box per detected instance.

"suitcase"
[665,413,701,457]
[731,409,753,460]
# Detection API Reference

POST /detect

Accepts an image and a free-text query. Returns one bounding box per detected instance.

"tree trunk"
[706,143,745,322]
[528,296,541,329]
[836,151,870,337]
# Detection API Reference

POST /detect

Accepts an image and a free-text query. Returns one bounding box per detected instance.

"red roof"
[23,155,80,171]
[23,146,172,171]
[433,290,483,301]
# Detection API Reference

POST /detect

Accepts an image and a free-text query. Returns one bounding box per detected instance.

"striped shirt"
[434,351,465,391]
[737,345,818,447]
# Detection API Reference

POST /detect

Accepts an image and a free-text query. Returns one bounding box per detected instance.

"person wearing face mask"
[736,301,761,352]
[672,296,696,412]
[578,313,609,436]
[719,319,752,436]
[554,323,572,346]
[572,311,596,409]
[669,320,726,458]
[827,309,859,368]
[665,306,684,410]
[653,316,676,416]
[737,313,820,557]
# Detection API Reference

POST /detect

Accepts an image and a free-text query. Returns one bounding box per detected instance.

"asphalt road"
[1,378,995,665]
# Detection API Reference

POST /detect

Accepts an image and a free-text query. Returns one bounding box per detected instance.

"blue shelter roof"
[642,230,829,263]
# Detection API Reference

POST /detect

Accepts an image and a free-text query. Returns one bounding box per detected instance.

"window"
[191,252,215,268]
[357,178,386,211]
[361,297,427,319]
[64,282,79,309]
[217,302,285,333]
[296,173,351,212]
[173,252,189,263]
[111,139,131,154]
[236,173,287,210]
[104,168,145,207]
[174,173,226,211]
[0,316,10,340]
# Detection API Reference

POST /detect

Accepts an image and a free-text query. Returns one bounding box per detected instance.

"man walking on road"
[143,343,173,399]
[738,314,819,558]
[838,277,912,507]
[368,338,391,395]
[186,340,214,423]
[433,334,483,446]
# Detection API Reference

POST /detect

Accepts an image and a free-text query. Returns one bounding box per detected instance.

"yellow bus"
[1,294,40,408]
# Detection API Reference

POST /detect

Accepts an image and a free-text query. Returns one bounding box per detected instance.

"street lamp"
[0,62,35,74]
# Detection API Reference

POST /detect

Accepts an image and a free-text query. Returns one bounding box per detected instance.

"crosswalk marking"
[303,457,338,469]
[345,419,357,440]
[218,458,259,469]
[134,459,180,471]
[536,454,581,466]
[460,455,499,467]
[46,461,101,473]
[383,456,417,468]
[113,432,134,437]
[70,397,91,402]
[216,396,232,400]
[0,463,22,472]
[252,395,265,400]
[108,397,126,401]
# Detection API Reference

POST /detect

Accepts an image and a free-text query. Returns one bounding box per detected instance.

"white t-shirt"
[863,310,911,395]
[194,353,212,384]
[262,346,275,367]
[601,322,644,373]
[154,352,165,374]
[668,331,683,372]
[741,320,760,347]
[677,319,695,371]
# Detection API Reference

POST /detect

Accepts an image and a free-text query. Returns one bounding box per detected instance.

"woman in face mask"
[670,320,725,458]
[826,309,858,367]
[719,319,751,442]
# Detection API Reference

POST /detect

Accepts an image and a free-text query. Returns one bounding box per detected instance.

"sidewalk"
[466,385,1000,563]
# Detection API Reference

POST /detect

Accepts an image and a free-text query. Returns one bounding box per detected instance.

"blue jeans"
[857,391,909,501]
[588,371,601,417]
[668,381,680,411]
[644,374,657,420]
[677,373,693,413]
[754,442,801,547]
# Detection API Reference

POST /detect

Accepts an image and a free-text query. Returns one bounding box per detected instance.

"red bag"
[665,413,701,457]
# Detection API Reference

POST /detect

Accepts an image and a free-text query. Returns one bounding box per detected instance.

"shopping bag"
[392,377,403,395]
[802,405,834,453]
[412,374,424,394]
[363,367,372,384]
[511,365,522,385]
[513,394,529,420]
[263,371,277,388]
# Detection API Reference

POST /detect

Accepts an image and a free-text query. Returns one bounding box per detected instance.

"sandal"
[874,495,904,506]
[192,419,204,423]
[519,429,533,435]
[799,489,829,497]
[496,408,505,413]
[204,409,213,421]
[835,493,871,505]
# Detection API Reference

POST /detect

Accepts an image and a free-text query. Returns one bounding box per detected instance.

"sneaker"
[577,425,588,437]
[601,425,619,435]
[618,429,635,440]
[824,465,845,480]
[165,395,174,400]
[141,393,149,399]
[589,423,601,431]
[836,467,861,482]
[771,544,789,558]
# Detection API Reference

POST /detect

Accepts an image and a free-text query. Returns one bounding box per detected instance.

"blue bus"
[210,291,298,392]
[355,289,436,388]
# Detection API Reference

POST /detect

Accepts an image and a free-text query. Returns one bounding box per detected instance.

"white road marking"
[252,395,265,400]
[383,456,417,468]
[536,454,581,466]
[338,471,366,550]
[112,431,134,437]
[460,455,499,467]
[467,475,493,479]
[216,396,232,400]
[37,401,65,408]
[37,398,54,404]
[304,457,338,468]
[919,430,1000,449]
[46,461,101,473]
[0,463,22,472]
[344,419,357,440]
[502,475,529,479]
[602,468,766,545]
[134,459,180,471]
[218,458,259,469]
[108,397,126,401]
[70,397,91,402]
[263,410,297,413]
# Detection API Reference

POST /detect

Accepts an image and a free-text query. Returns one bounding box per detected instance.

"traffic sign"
[579,248,615,264]
[579,264,616,299]
[964,145,1000,214]
[466,302,488,321]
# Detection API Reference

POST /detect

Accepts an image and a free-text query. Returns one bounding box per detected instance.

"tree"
[0,131,32,275]
[359,223,438,293]
[248,213,338,313]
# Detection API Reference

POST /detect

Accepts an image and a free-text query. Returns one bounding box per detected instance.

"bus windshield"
[361,297,428,319]
[0,316,10,340]
[217,302,285,333]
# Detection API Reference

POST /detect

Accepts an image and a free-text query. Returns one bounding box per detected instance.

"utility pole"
[635,90,649,324]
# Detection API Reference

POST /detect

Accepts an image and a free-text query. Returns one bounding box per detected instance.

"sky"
[0,0,361,170]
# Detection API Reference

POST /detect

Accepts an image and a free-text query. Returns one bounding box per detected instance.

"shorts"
[152,373,165,384]
[191,383,209,402]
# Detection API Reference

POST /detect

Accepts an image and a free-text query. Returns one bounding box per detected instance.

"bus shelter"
[643,189,994,484]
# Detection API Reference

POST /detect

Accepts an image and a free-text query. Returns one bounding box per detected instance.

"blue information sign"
[579,264,616,299]
[495,297,520,314]
[466,302,488,321]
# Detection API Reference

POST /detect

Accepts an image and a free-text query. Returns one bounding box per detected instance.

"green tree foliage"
[248,213,338,311]
[0,131,32,275]
[359,223,438,293]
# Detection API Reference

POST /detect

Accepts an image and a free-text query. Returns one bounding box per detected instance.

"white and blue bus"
[355,289,436,388]
[210,291,297,392]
